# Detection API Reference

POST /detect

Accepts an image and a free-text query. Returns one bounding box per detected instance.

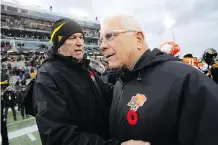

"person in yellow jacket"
[30,68,36,78]
[30,72,36,78]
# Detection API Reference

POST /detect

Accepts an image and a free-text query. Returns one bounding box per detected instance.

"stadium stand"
[1,1,101,56]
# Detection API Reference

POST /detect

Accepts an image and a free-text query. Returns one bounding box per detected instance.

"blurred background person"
[2,86,17,121]
[1,94,9,145]
[202,48,218,83]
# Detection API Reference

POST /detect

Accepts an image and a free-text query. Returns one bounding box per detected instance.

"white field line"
[27,133,37,141]
[0,124,38,142]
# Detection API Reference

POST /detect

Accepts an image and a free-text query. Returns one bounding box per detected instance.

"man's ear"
[58,48,61,53]
[58,45,64,53]
[136,31,144,50]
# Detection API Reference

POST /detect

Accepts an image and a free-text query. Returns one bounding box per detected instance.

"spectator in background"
[30,58,34,66]
[15,66,20,76]
[3,87,17,121]
[1,95,9,145]
[25,56,28,61]
[203,48,218,84]
[30,68,36,78]
[14,79,21,91]
[211,60,218,84]
[182,54,199,70]
[0,72,9,91]
[24,68,29,74]
[25,71,31,79]
[25,61,28,67]
[21,78,26,86]
[19,87,30,119]
[7,63,11,70]
[19,71,23,80]
[28,60,31,66]
[30,67,34,73]
[160,41,181,58]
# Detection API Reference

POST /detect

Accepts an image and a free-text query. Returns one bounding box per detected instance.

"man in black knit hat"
[33,19,117,145]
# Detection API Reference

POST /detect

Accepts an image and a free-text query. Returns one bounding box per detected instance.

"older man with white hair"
[99,13,218,145]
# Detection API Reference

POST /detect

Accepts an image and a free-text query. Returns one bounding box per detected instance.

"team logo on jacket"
[127,93,147,111]
[127,93,147,125]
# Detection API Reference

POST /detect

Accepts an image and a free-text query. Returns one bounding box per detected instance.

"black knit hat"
[50,18,84,52]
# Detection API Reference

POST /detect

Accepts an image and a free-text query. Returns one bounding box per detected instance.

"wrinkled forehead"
[100,17,124,35]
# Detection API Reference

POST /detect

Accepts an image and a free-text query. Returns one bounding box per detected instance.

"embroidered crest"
[127,93,147,111]
[127,93,147,125]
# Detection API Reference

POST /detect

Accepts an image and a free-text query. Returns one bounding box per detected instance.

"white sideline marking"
[27,133,36,141]
[7,117,35,126]
[0,125,38,142]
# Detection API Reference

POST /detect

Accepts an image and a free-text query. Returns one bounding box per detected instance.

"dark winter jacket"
[3,91,16,107]
[34,54,116,145]
[211,60,218,84]
[110,49,218,145]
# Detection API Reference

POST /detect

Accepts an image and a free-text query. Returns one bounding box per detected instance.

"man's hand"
[121,140,150,145]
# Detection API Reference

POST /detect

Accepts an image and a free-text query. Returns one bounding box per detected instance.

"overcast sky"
[4,0,218,57]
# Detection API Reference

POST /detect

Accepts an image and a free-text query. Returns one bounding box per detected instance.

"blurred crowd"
[1,52,46,85]
[1,52,47,124]
[1,14,100,38]
[160,42,218,84]
[1,14,51,31]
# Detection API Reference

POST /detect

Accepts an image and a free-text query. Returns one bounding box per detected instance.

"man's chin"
[109,61,122,69]
[75,55,84,61]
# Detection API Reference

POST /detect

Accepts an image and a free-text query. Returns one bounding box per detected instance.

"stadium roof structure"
[1,0,100,29]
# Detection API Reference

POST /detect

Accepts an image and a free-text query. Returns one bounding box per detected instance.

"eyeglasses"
[98,30,137,46]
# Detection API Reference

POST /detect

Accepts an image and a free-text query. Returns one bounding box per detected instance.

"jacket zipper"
[114,82,124,138]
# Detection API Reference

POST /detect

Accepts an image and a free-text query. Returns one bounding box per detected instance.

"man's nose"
[76,37,84,44]
[100,41,109,52]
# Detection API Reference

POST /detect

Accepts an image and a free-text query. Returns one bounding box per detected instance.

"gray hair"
[101,12,147,44]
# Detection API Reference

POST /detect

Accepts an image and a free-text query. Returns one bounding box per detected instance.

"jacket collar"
[44,54,90,69]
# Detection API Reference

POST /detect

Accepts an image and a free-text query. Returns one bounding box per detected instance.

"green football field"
[1,108,42,145]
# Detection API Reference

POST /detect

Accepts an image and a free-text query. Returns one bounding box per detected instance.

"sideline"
[0,125,38,142]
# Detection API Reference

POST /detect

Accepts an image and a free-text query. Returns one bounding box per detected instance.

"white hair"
[100,12,147,44]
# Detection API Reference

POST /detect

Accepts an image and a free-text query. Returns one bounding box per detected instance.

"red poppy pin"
[127,110,138,125]
[127,94,147,125]
[89,71,95,81]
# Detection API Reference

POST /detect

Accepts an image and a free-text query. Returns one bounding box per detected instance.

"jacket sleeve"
[34,72,119,145]
[178,70,218,145]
